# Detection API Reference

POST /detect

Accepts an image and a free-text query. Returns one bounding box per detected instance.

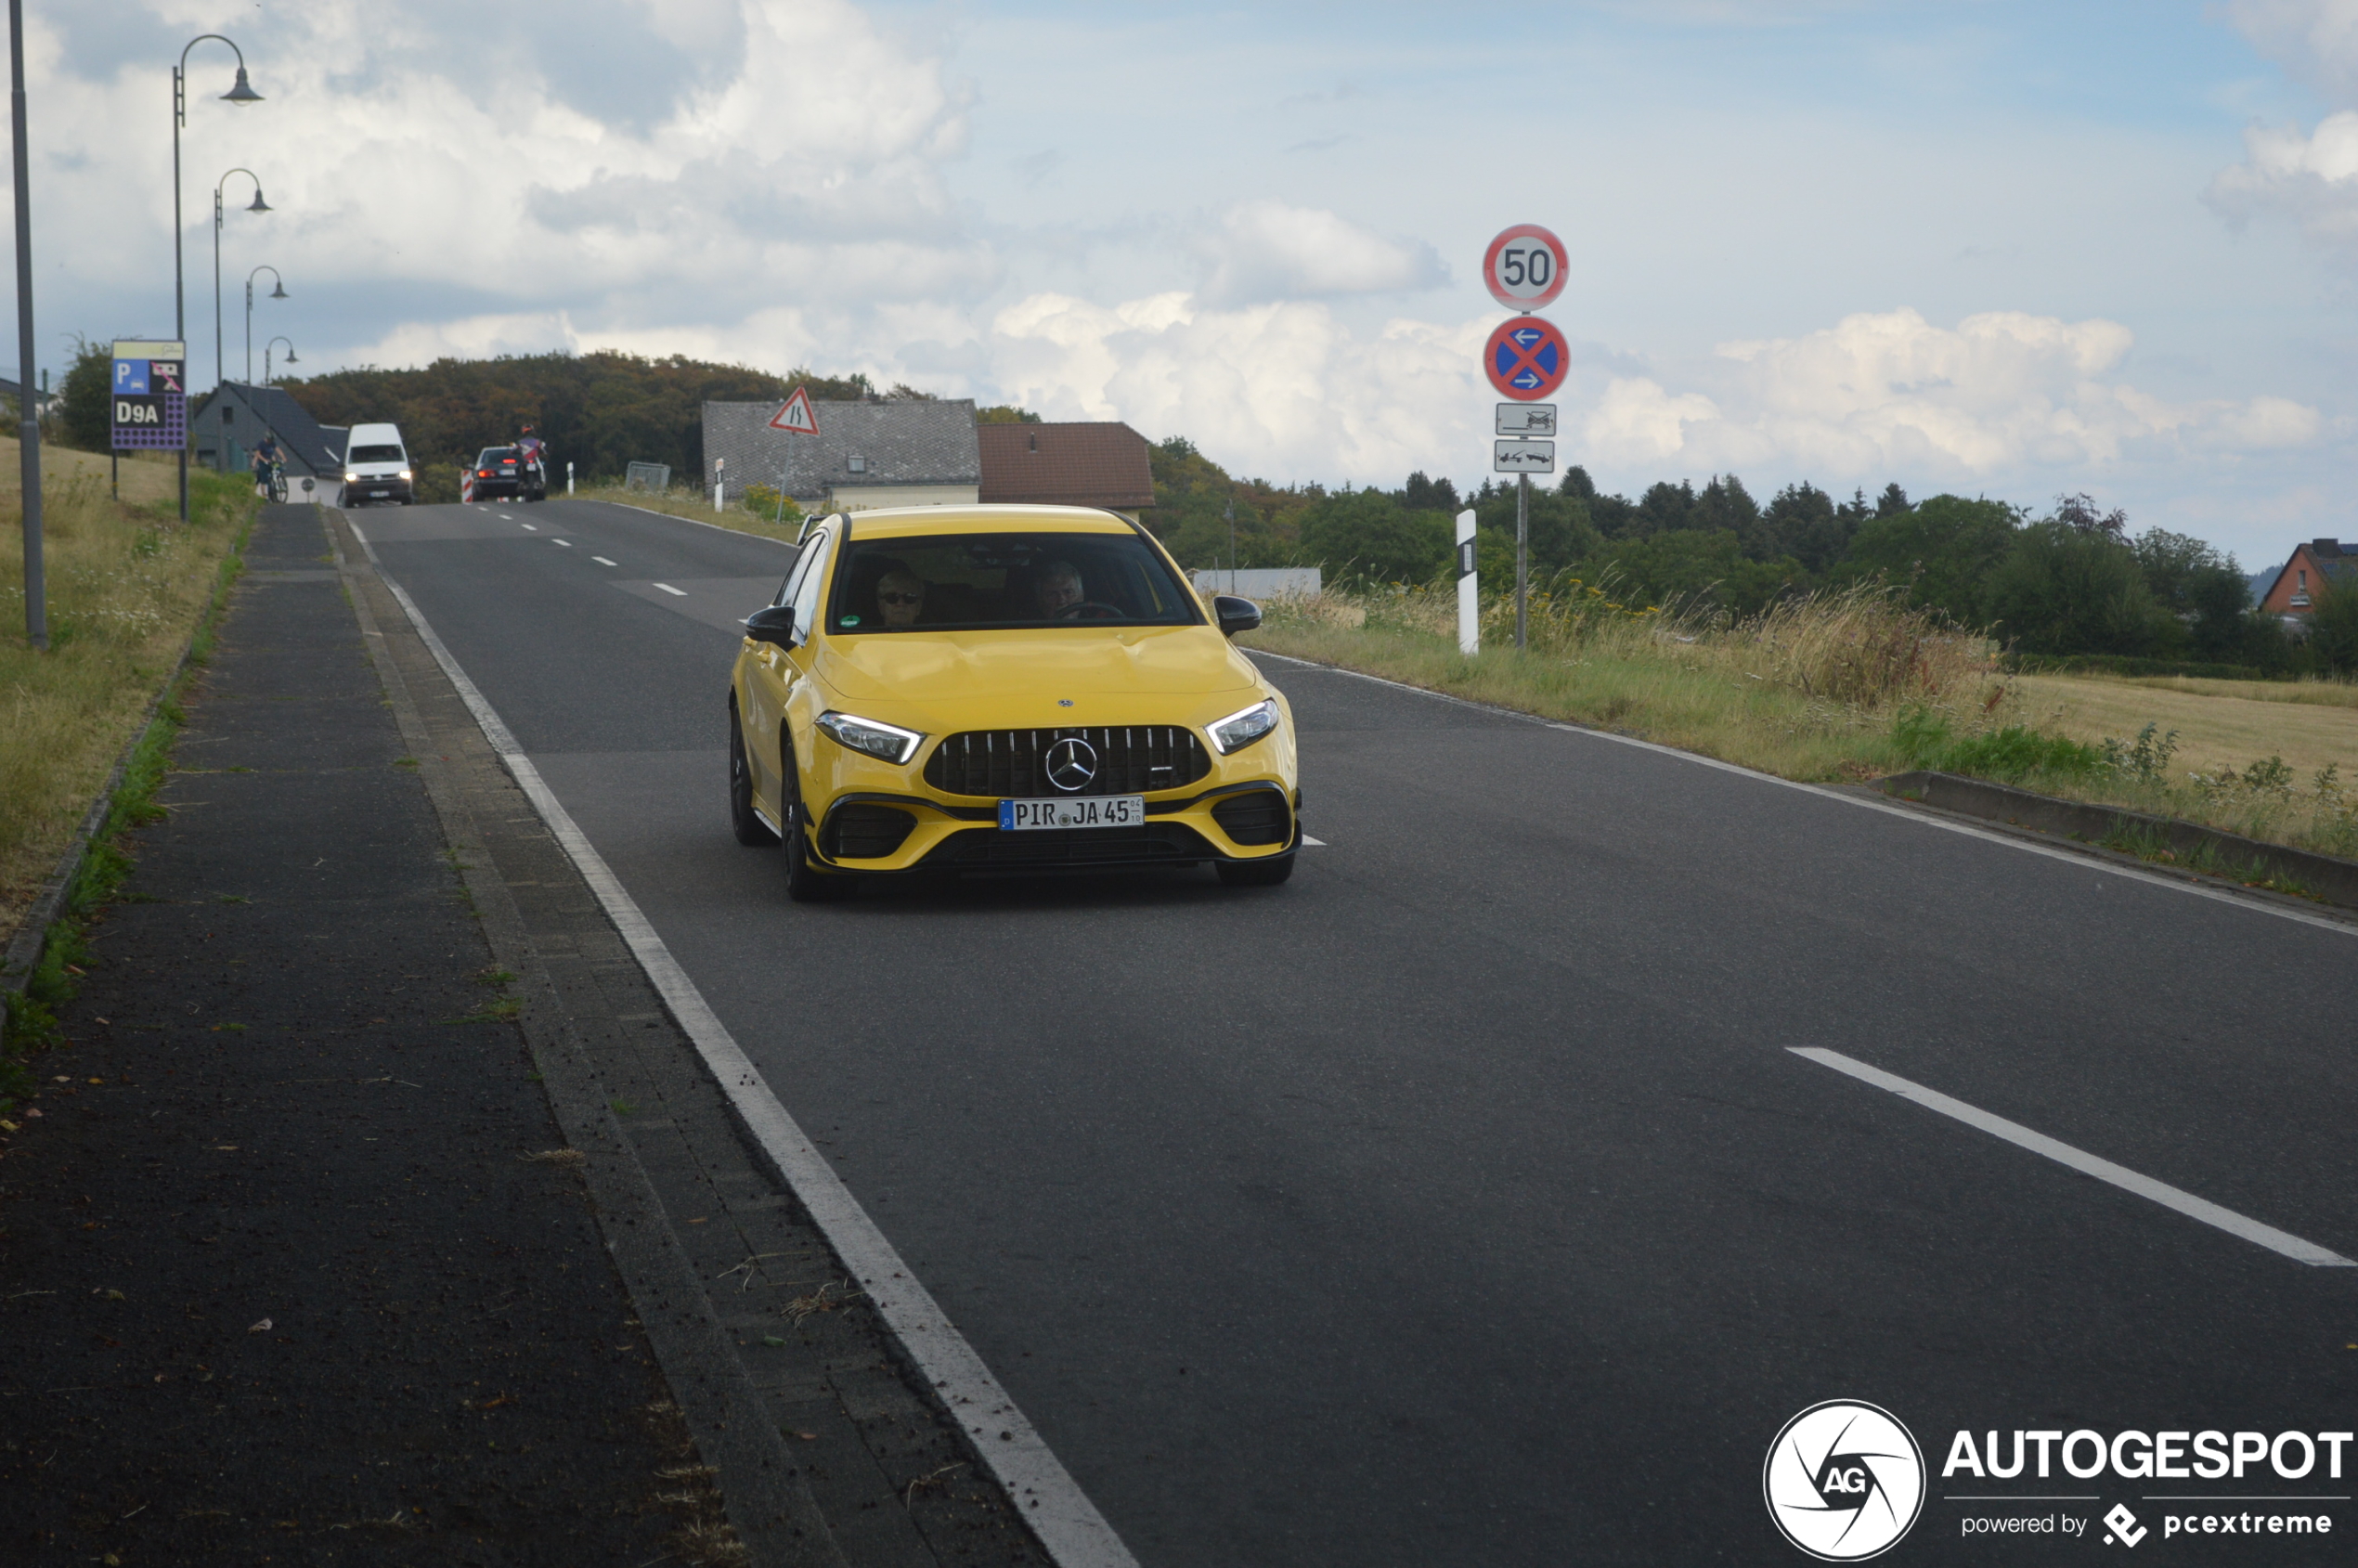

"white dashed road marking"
[551,538,572,547]
[1790,1047,2353,1267]
[1303,836,1328,847]
[652,582,687,596]
[521,524,538,531]
[591,557,616,566]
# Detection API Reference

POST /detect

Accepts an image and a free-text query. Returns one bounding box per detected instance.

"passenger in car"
[1034,560,1084,618]
[877,566,928,629]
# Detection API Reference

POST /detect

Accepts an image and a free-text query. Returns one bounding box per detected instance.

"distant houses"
[2256,538,2355,621]
[188,383,347,483]
[699,397,1154,520]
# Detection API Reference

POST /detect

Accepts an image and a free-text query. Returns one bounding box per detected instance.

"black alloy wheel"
[728,705,778,847]
[780,742,852,903]
[1215,850,1295,887]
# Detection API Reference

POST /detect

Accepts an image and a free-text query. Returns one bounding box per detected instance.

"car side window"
[787,529,833,645]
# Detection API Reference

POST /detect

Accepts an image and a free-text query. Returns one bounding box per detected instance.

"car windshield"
[348,444,403,463]
[827,531,1201,633]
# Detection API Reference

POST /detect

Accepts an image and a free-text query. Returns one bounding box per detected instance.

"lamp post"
[10,0,42,649]
[175,33,262,522]
[212,169,268,392]
[264,336,295,387]
[245,265,284,383]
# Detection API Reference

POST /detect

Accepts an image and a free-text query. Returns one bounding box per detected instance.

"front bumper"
[346,476,412,503]
[802,778,1297,876]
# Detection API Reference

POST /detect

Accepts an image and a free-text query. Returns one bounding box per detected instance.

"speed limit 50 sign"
[1483,224,1568,311]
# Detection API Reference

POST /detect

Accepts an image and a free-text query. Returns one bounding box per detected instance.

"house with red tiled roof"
[977,421,1155,522]
[2257,538,2356,620]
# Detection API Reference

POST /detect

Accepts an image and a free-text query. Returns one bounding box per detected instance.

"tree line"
[1147,440,2355,676]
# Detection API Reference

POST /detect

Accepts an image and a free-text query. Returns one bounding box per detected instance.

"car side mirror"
[743,604,797,647]
[1212,595,1262,638]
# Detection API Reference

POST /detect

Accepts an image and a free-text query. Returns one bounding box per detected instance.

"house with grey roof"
[188,382,347,484]
[701,398,980,512]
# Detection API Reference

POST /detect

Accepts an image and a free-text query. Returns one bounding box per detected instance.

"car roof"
[826,504,1138,541]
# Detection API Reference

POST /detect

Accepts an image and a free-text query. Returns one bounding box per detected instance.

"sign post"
[1456,508,1478,656]
[766,385,819,525]
[1483,313,1569,650]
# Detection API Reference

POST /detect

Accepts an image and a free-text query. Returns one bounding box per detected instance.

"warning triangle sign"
[768,385,819,434]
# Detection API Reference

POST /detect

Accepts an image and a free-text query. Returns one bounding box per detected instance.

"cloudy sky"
[19,1,2358,564]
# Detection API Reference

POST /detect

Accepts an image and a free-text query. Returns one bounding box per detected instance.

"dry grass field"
[0,440,254,948]
[2014,671,2358,781]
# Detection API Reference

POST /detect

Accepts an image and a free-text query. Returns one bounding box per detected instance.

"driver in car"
[1034,560,1084,618]
[876,566,928,629]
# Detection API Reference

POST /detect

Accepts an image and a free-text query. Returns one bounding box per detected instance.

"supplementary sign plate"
[769,386,819,434]
[1496,403,1557,436]
[1484,317,1568,401]
[1000,796,1146,830]
[1483,224,1569,311]
[1494,440,1555,474]
[111,340,186,451]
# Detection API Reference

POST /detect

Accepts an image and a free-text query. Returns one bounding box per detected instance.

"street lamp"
[212,169,268,392]
[265,336,296,387]
[174,32,262,522]
[245,264,284,383]
[10,0,44,649]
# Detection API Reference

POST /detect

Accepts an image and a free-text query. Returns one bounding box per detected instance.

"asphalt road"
[355,496,2357,1565]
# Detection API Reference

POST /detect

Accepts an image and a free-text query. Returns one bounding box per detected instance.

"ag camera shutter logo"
[1764,1400,1926,1561]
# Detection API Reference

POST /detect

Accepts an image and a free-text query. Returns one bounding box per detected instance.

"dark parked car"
[461,446,546,503]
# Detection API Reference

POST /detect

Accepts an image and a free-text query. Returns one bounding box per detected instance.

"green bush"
[1892,706,2107,784]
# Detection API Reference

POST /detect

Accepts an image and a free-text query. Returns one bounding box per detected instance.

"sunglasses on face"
[878,590,923,605]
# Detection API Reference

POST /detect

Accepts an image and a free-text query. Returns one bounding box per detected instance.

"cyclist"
[251,434,287,501]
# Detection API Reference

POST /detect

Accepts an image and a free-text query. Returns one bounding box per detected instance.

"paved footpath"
[1,504,1044,1567]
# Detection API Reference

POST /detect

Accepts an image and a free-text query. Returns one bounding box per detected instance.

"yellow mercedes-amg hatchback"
[727,505,1299,901]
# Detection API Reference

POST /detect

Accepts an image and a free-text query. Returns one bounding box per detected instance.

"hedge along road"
[349,496,2358,1566]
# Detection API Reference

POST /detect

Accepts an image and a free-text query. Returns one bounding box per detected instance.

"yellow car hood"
[814,626,1263,705]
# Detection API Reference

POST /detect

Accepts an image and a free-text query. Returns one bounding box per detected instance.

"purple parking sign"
[110,341,186,450]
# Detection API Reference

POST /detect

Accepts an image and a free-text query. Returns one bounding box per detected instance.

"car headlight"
[1206,698,1279,755]
[343,471,359,483]
[816,710,925,765]
[398,470,413,480]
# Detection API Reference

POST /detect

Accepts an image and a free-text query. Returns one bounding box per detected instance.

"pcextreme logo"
[1764,1400,1928,1561]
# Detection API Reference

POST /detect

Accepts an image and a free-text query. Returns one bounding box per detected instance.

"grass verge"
[1239,579,2358,866]
[1,451,261,1108]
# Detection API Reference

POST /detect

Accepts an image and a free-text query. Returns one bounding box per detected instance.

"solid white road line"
[1250,652,2358,941]
[652,582,687,596]
[1789,1047,2353,1267]
[591,556,616,566]
[551,538,571,548]
[340,516,1138,1568]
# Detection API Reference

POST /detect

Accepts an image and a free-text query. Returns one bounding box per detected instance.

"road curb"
[1879,770,2358,912]
[1,504,257,1047]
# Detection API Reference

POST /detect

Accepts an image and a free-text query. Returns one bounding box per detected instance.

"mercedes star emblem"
[1044,736,1098,792]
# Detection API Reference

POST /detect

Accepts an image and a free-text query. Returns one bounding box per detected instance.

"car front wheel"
[728,706,778,847]
[780,746,851,902]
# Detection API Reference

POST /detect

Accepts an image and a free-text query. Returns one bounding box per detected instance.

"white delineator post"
[1456,507,1478,656]
[565,460,573,496]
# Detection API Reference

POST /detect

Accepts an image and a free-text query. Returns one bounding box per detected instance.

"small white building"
[702,397,980,512]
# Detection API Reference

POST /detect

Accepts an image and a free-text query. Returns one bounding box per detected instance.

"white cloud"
[2221,0,2358,104]
[989,292,1483,480]
[1579,308,2320,479]
[1194,201,1446,308]
[2207,3,2358,254]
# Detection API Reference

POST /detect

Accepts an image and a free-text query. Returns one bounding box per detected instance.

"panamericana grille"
[924,726,1210,798]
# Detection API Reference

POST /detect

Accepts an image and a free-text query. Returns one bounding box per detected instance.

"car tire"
[780,746,852,902]
[1215,851,1295,887]
[728,706,778,848]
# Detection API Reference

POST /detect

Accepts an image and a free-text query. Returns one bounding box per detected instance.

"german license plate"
[999,796,1145,830]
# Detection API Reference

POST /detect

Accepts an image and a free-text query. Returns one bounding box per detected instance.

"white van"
[342,423,414,506]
